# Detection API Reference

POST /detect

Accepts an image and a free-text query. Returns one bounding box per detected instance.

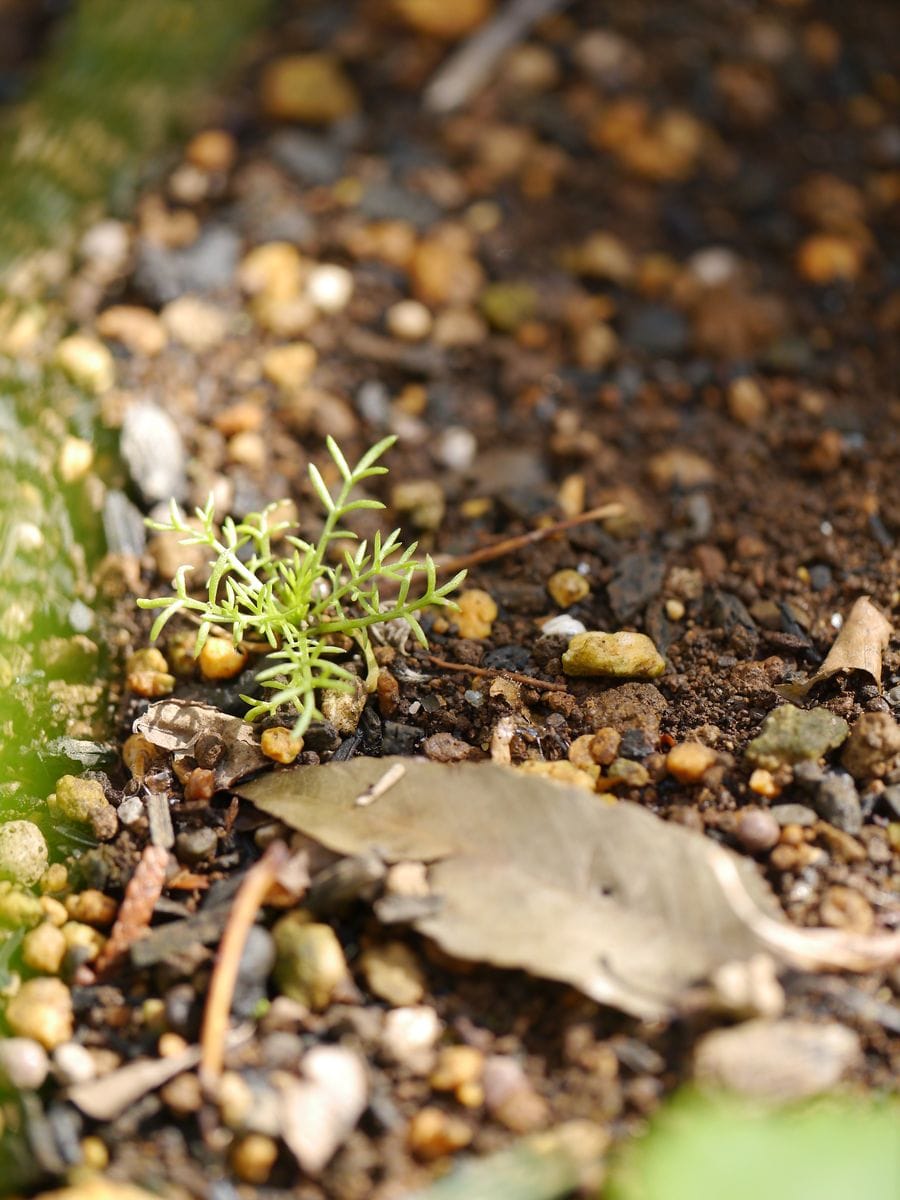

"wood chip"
[91,845,169,980]
[146,791,174,849]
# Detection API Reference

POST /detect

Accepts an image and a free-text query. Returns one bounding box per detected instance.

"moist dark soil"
[5,0,900,1194]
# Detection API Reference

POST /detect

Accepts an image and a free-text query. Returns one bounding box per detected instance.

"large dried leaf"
[240,759,787,1018]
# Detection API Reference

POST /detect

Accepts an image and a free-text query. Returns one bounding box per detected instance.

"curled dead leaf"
[777,596,892,700]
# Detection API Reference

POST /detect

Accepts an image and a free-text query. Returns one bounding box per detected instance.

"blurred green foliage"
[606,1090,900,1200]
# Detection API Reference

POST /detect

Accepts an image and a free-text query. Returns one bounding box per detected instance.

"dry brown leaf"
[134,699,269,786]
[776,596,892,700]
[240,759,786,1018]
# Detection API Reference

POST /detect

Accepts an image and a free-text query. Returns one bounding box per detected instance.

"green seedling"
[138,435,465,736]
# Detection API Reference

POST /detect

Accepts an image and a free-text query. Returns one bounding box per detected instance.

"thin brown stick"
[425,654,567,694]
[199,840,289,1088]
[432,503,624,577]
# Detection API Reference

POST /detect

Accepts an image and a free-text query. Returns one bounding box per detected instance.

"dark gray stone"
[812,772,862,834]
[135,224,240,304]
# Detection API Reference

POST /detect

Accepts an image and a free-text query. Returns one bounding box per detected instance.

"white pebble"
[117,795,145,827]
[381,1006,443,1072]
[80,219,130,276]
[52,1041,97,1085]
[688,246,742,287]
[306,264,354,313]
[435,426,477,472]
[386,299,432,342]
[541,615,587,638]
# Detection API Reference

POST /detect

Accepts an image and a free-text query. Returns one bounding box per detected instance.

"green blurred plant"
[138,435,464,736]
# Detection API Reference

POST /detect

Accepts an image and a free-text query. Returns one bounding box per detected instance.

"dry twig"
[432,503,624,578]
[425,654,567,694]
[200,840,290,1087]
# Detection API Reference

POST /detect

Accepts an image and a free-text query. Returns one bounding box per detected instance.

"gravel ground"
[1,0,898,1195]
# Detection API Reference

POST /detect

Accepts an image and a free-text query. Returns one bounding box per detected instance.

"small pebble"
[589,727,621,766]
[52,1041,97,1086]
[391,479,446,530]
[0,820,49,886]
[0,1038,50,1090]
[55,334,115,393]
[117,796,145,828]
[517,760,597,791]
[812,772,862,834]
[606,758,650,787]
[386,299,433,341]
[49,775,114,831]
[563,631,665,679]
[540,614,586,638]
[175,827,218,865]
[186,129,237,173]
[694,1019,861,1101]
[819,885,874,934]
[62,920,105,963]
[184,768,217,804]
[547,569,590,608]
[66,889,118,928]
[454,589,498,639]
[727,376,768,427]
[57,437,94,484]
[199,638,248,680]
[770,803,817,826]
[231,1133,279,1184]
[360,942,426,1007]
[161,296,229,352]
[435,426,477,472]
[408,1107,473,1161]
[5,977,73,1049]
[262,342,318,391]
[261,727,303,764]
[321,675,367,735]
[161,1072,203,1116]
[430,1045,485,1096]
[306,263,354,313]
[482,1055,549,1132]
[273,915,349,1009]
[749,768,781,799]
[381,1006,443,1073]
[393,0,491,38]
[260,53,359,124]
[422,733,474,763]
[736,809,781,853]
[411,237,484,308]
[96,305,167,356]
[121,401,187,503]
[796,233,865,283]
[80,1136,110,1171]
[666,741,717,784]
[22,922,67,974]
[841,711,900,782]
